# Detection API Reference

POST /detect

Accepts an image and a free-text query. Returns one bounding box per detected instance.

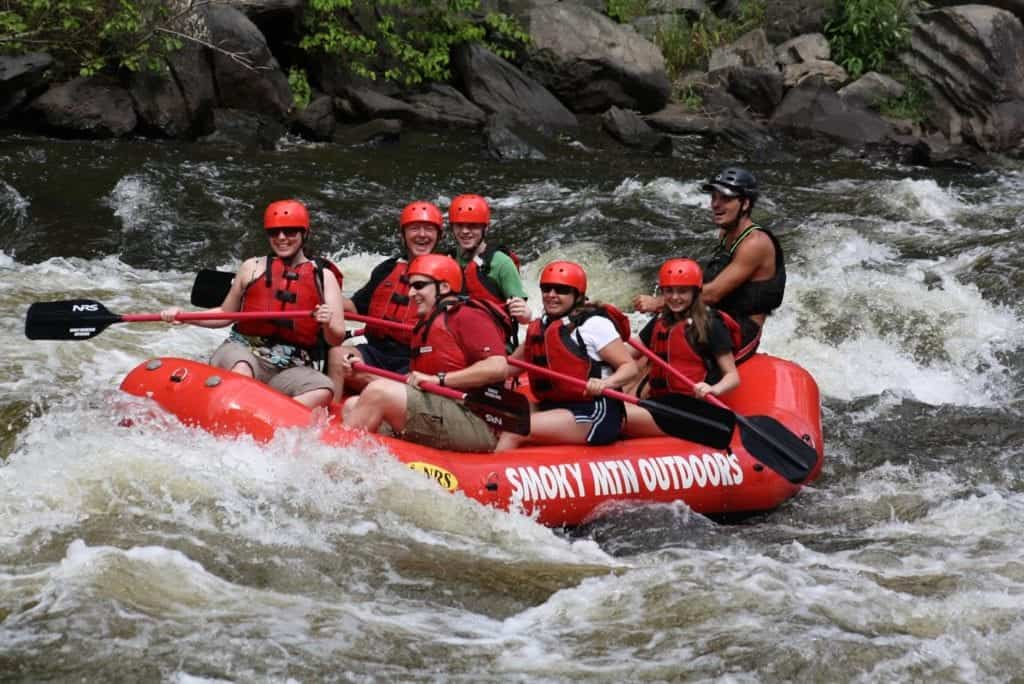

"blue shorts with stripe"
[538,396,625,446]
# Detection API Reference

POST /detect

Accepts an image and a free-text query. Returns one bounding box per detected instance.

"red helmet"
[540,260,587,296]
[449,194,491,226]
[264,200,310,231]
[659,258,703,289]
[408,254,464,293]
[399,201,443,230]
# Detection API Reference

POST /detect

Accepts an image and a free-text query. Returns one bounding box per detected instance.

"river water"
[2,130,1023,682]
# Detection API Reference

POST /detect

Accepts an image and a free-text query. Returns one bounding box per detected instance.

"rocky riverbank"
[2,0,1022,166]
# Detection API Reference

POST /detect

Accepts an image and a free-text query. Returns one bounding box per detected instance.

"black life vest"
[703,224,786,318]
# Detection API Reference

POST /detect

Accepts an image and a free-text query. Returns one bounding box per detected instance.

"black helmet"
[700,167,759,203]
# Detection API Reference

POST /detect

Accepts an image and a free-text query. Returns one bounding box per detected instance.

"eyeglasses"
[540,283,575,295]
[267,228,303,238]
[409,280,437,291]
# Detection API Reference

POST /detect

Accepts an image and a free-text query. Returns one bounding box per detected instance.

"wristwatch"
[437,372,446,387]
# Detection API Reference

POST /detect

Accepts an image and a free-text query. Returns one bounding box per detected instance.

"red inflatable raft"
[119,353,824,527]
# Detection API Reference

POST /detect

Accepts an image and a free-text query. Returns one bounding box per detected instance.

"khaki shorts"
[211,341,333,397]
[401,386,498,453]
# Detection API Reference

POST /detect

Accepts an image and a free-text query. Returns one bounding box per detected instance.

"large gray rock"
[708,29,776,72]
[708,66,785,117]
[400,85,488,128]
[452,43,578,131]
[783,59,848,88]
[770,76,896,145]
[27,77,137,138]
[838,72,906,109]
[292,94,336,141]
[761,0,830,44]
[903,5,1024,152]
[333,119,402,147]
[925,0,1024,26]
[203,3,292,118]
[601,105,664,149]
[775,33,830,65]
[199,108,285,149]
[644,103,778,153]
[484,113,548,160]
[128,44,215,138]
[521,2,670,113]
[0,53,53,118]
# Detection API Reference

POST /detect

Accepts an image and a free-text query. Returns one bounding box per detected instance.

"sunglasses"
[409,280,437,291]
[540,283,576,295]
[267,228,303,238]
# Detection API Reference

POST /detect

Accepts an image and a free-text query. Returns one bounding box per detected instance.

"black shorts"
[539,396,625,446]
[357,343,411,375]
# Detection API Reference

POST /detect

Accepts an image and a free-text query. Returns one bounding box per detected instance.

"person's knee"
[230,361,255,377]
[304,388,333,408]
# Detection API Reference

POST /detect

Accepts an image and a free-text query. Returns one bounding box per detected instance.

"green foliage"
[301,0,529,86]
[877,74,931,124]
[655,0,766,77]
[0,0,182,77]
[674,83,703,111]
[606,0,648,23]
[825,0,916,79]
[288,66,312,111]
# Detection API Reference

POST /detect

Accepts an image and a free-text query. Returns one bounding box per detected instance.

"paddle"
[352,361,531,436]
[191,268,235,307]
[25,299,320,341]
[627,338,818,483]
[507,357,735,449]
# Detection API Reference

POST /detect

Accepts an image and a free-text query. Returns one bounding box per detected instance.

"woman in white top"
[496,261,638,451]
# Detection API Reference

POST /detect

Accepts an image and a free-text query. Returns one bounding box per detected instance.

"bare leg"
[230,361,255,378]
[621,358,649,397]
[327,344,363,401]
[526,408,593,445]
[495,408,593,451]
[622,403,663,437]
[341,395,360,423]
[292,387,333,409]
[346,378,409,433]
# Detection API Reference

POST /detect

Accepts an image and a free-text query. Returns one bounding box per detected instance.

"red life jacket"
[446,245,522,349]
[461,244,521,307]
[234,256,340,349]
[410,298,512,375]
[365,258,417,346]
[524,304,631,402]
[647,309,743,398]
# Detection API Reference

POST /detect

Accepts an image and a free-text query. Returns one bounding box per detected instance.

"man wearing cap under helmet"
[633,167,786,362]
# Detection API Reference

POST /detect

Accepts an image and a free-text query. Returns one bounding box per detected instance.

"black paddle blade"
[737,415,819,484]
[191,269,234,307]
[464,385,531,436]
[640,393,736,449]
[25,299,121,340]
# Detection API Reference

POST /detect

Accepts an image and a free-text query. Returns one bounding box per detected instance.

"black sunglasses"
[409,279,437,291]
[267,228,303,238]
[540,283,576,295]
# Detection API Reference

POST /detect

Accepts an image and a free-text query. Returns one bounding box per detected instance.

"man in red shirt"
[343,255,510,452]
